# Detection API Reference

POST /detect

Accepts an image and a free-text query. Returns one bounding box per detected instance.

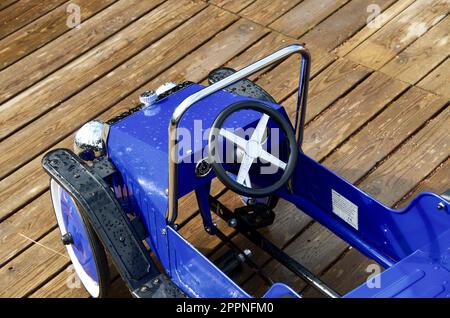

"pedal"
[208,67,276,103]
[234,202,275,229]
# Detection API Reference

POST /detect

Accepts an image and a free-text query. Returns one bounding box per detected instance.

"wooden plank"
[0,0,169,103]
[380,16,450,84]
[26,183,226,298]
[178,192,240,255]
[346,0,449,69]
[28,265,90,298]
[210,233,271,284]
[243,106,450,296]
[293,93,448,298]
[243,222,348,296]
[198,41,348,266]
[103,22,269,105]
[417,58,450,98]
[0,0,18,11]
[214,42,335,122]
[0,17,266,269]
[0,0,67,40]
[301,157,449,297]
[0,228,69,297]
[214,67,406,285]
[19,186,225,298]
[0,0,205,140]
[0,0,117,71]
[396,158,449,208]
[0,71,412,296]
[0,177,224,267]
[29,241,145,298]
[209,0,254,13]
[212,199,313,286]
[239,0,304,26]
[358,107,450,206]
[0,5,235,179]
[301,248,378,297]
[30,268,131,297]
[0,193,54,266]
[282,58,372,123]
[0,28,284,284]
[149,19,269,86]
[304,157,449,297]
[17,191,307,298]
[240,200,312,257]
[0,17,265,221]
[0,185,220,297]
[269,0,349,38]
[224,79,443,296]
[0,140,70,221]
[2,1,446,298]
[300,0,397,52]
[18,50,370,296]
[324,87,448,184]
[223,32,294,80]
[303,72,409,160]
[336,0,416,57]
[0,0,163,103]
[253,45,335,102]
[204,35,337,102]
[223,33,335,87]
[241,108,450,295]
[257,201,312,249]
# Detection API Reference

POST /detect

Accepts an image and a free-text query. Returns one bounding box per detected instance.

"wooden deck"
[0,0,448,298]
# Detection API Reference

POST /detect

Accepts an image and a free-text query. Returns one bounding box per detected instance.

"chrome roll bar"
[167,44,311,223]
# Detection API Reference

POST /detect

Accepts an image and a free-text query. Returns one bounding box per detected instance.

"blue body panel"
[106,83,450,298]
[262,283,302,298]
[284,154,450,267]
[283,154,450,297]
[167,227,251,298]
[345,229,450,298]
[107,84,285,296]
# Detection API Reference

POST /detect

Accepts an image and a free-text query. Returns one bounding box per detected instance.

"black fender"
[42,148,184,297]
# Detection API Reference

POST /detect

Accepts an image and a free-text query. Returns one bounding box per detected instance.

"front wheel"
[50,179,110,297]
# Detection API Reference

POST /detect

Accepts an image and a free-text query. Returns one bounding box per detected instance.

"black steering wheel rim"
[208,100,298,197]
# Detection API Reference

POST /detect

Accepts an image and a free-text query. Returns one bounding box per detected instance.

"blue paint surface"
[105,83,450,298]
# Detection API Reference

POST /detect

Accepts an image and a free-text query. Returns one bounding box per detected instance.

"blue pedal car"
[43,45,450,298]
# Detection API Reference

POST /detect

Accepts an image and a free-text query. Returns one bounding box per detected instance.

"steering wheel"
[208,100,298,197]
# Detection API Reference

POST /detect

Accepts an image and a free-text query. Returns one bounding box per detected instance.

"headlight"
[74,120,108,159]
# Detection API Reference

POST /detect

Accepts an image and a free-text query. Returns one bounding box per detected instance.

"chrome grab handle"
[167,44,311,223]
